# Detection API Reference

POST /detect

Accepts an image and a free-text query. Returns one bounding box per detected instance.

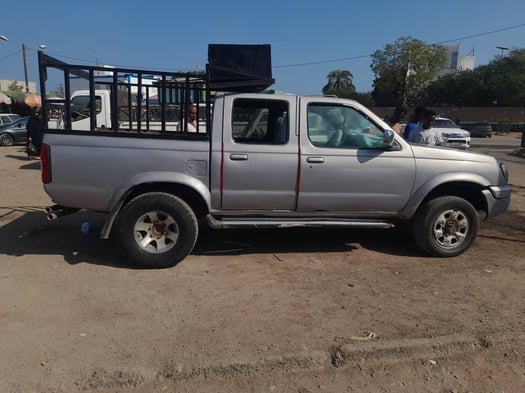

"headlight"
[500,162,509,181]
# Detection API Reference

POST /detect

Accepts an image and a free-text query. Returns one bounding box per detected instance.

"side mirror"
[383,129,395,147]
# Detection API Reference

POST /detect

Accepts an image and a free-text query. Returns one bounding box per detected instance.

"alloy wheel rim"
[432,208,469,249]
[133,210,180,254]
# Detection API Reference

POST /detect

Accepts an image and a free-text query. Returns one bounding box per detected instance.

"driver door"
[298,98,416,214]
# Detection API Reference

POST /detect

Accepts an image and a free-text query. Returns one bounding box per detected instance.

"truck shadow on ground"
[0,209,422,269]
[195,226,420,258]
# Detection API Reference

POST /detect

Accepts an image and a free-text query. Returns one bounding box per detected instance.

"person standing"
[402,106,426,143]
[26,108,43,159]
[385,106,407,134]
[420,110,442,146]
[176,104,198,132]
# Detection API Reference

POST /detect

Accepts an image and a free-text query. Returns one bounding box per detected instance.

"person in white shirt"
[177,104,198,132]
[419,110,442,146]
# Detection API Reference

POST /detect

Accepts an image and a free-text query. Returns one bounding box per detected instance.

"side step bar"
[206,215,394,229]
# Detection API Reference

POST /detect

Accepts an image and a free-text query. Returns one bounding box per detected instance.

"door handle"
[306,157,324,164]
[230,154,248,161]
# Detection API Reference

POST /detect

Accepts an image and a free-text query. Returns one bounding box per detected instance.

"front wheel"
[412,196,479,257]
[0,133,14,146]
[116,192,198,268]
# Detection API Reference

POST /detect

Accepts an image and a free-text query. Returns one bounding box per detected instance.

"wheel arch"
[101,176,210,239]
[421,182,487,213]
[401,177,490,220]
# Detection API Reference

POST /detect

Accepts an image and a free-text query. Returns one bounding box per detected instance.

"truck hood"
[410,143,497,164]
[408,144,508,191]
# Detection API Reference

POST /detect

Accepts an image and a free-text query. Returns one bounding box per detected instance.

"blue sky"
[1,0,524,95]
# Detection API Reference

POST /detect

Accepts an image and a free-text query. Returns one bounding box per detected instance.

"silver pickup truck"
[37,49,511,268]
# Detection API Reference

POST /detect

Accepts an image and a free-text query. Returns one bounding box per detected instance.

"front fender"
[398,172,491,219]
[100,171,211,238]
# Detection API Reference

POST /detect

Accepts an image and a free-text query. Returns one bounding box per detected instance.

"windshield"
[433,119,458,128]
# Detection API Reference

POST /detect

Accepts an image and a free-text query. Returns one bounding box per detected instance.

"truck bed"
[42,132,211,213]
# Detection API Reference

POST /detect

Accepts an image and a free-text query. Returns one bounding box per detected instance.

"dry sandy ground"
[0,136,524,393]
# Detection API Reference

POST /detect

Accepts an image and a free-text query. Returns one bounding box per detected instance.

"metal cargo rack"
[38,44,275,135]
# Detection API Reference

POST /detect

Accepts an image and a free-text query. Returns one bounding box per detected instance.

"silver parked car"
[470,122,494,138]
[0,113,21,126]
[0,116,29,146]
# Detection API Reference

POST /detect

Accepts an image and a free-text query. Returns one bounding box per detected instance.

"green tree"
[481,48,525,106]
[322,69,356,98]
[348,91,375,107]
[371,36,447,106]
[8,81,23,92]
[425,48,525,107]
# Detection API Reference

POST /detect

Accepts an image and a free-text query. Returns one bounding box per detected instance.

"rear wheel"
[116,192,198,268]
[412,196,479,257]
[0,133,14,146]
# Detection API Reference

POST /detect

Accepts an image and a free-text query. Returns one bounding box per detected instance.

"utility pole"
[22,44,29,92]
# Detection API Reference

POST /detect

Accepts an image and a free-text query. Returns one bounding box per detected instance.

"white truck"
[53,89,207,132]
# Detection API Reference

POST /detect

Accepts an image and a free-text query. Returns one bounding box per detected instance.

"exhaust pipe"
[46,207,80,221]
[45,204,64,214]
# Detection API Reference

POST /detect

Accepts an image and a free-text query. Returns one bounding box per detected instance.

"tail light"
[40,143,52,184]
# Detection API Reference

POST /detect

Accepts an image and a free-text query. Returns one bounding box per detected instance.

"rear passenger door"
[221,95,298,210]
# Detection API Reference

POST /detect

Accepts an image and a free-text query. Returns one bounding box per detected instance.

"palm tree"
[322,70,356,97]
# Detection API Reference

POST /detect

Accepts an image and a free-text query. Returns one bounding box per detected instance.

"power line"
[274,54,371,68]
[1,23,524,71]
[273,22,525,69]
[0,49,21,62]
[433,23,525,45]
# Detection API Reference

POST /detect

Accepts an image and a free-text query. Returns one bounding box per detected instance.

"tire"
[0,133,14,146]
[116,192,198,268]
[412,196,479,257]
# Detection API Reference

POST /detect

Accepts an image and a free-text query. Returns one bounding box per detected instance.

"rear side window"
[231,98,289,145]
[0,114,19,125]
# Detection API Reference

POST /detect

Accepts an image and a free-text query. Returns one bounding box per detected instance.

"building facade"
[0,79,37,93]
[439,43,475,76]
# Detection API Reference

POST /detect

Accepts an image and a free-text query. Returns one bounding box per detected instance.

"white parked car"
[431,117,471,149]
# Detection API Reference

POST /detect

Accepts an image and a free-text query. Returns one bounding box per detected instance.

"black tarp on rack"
[208,44,274,92]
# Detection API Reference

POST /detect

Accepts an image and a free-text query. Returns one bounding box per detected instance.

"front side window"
[231,99,289,145]
[307,104,384,149]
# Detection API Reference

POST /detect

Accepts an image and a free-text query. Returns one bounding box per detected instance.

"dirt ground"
[0,135,524,393]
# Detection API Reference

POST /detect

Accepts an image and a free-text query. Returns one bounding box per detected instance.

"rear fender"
[100,171,211,239]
